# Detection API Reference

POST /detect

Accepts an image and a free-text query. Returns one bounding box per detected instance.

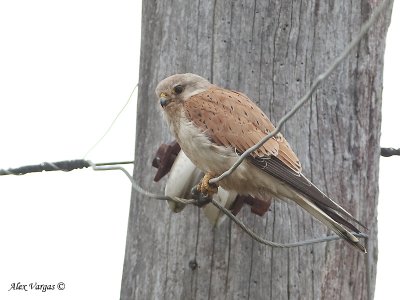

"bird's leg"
[190,172,219,207]
[197,172,218,197]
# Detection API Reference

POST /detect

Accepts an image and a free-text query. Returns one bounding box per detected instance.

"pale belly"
[170,117,294,199]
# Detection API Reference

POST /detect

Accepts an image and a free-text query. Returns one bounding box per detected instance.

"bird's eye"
[173,85,184,94]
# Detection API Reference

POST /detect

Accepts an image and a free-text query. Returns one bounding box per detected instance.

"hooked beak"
[159,92,171,108]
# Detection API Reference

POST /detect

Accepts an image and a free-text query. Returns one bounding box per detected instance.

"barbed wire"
[381,147,400,157]
[0,158,368,248]
[92,161,369,248]
[1,0,390,252]
[0,157,372,296]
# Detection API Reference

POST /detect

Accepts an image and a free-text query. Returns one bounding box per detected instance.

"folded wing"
[184,87,365,233]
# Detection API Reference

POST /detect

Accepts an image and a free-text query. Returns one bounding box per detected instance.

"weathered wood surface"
[121,1,393,299]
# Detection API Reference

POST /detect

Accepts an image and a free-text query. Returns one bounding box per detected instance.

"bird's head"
[155,73,211,109]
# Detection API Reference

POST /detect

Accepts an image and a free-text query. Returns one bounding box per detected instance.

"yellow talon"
[197,172,218,197]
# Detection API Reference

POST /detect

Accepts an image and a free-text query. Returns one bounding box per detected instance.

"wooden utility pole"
[121,1,393,299]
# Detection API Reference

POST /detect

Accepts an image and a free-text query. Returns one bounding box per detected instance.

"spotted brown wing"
[184,87,365,230]
[184,87,302,173]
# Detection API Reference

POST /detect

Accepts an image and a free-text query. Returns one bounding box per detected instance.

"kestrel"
[156,73,366,252]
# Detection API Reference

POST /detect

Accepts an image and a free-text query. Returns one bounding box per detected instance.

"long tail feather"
[293,193,366,253]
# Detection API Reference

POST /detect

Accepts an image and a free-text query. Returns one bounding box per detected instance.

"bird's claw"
[190,186,212,207]
[197,172,218,196]
[190,173,218,207]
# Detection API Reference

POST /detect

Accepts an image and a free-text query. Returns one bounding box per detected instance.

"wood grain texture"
[121,1,393,299]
